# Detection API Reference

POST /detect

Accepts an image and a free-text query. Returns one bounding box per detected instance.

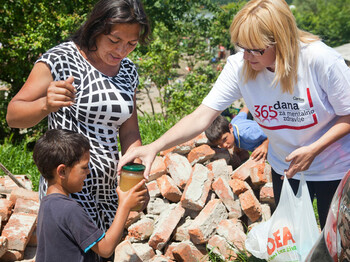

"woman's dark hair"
[33,129,90,180]
[71,0,150,51]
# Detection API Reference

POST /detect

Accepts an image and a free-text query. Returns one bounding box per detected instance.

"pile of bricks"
[115,132,275,262]
[0,132,275,262]
[0,175,38,261]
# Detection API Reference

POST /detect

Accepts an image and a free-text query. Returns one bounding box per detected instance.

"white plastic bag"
[245,173,320,262]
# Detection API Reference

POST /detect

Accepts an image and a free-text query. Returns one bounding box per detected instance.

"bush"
[164,65,220,117]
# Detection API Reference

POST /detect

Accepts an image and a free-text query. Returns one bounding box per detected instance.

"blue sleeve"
[231,111,247,124]
[84,232,105,253]
[236,121,267,151]
[242,126,267,143]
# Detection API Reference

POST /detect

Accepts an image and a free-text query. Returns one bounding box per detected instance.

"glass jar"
[119,163,145,211]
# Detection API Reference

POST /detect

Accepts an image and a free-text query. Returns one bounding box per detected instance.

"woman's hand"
[45,76,76,112]
[284,145,316,178]
[117,143,158,179]
[285,115,350,179]
[116,179,148,211]
[7,63,77,128]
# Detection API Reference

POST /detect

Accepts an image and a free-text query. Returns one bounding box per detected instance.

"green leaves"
[293,0,350,47]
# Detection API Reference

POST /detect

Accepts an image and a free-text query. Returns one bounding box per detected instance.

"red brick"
[174,218,192,241]
[181,164,213,211]
[239,190,262,222]
[227,200,243,219]
[125,211,142,228]
[0,199,14,221]
[231,158,264,181]
[208,235,237,261]
[146,180,161,198]
[172,242,206,262]
[148,255,173,261]
[149,156,167,181]
[229,178,250,195]
[114,239,142,262]
[206,159,231,181]
[164,242,181,260]
[212,177,238,213]
[2,212,37,251]
[249,163,268,187]
[148,203,185,250]
[13,198,39,215]
[9,188,39,204]
[172,242,198,262]
[157,175,182,202]
[193,132,209,146]
[259,182,275,208]
[215,219,247,250]
[159,146,176,156]
[188,199,228,244]
[132,243,155,261]
[127,217,154,242]
[164,153,192,189]
[187,144,215,165]
[260,203,272,222]
[0,175,32,191]
[146,197,171,216]
[160,140,195,156]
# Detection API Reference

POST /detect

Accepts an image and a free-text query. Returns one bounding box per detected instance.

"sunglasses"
[236,44,270,56]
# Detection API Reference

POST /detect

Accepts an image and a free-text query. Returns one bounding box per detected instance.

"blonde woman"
[118,0,350,229]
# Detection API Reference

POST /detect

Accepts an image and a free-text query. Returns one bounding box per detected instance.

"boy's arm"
[91,180,148,258]
[233,106,249,121]
[250,138,269,161]
[239,106,249,115]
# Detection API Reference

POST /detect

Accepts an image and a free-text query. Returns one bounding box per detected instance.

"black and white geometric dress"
[37,41,139,231]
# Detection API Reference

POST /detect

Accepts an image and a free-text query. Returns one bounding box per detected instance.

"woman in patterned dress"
[7,0,150,233]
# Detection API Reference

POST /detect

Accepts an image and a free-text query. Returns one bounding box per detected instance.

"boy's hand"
[251,139,268,161]
[116,180,149,212]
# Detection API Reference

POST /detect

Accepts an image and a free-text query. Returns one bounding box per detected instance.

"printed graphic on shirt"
[254,88,318,130]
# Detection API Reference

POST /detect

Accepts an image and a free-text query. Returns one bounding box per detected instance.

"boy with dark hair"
[33,129,148,262]
[205,106,268,161]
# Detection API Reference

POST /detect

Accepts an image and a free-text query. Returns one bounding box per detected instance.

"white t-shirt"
[202,41,350,181]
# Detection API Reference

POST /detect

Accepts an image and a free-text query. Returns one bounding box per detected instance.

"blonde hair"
[230,0,319,93]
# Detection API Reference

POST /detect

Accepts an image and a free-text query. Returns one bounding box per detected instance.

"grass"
[138,113,181,145]
[0,113,181,192]
[0,136,40,191]
[204,242,267,262]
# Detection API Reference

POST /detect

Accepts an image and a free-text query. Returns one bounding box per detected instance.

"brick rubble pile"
[0,132,275,262]
[116,132,275,262]
[0,176,38,261]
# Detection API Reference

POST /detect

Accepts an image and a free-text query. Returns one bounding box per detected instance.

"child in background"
[205,106,268,162]
[33,129,148,262]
